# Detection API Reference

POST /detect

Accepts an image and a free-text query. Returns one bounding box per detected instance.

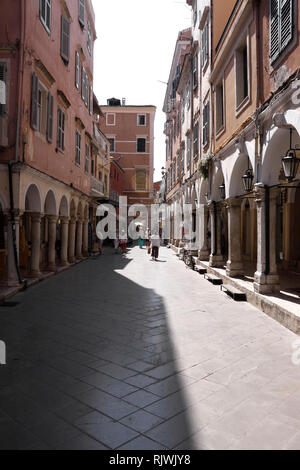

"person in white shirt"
[151,233,161,261]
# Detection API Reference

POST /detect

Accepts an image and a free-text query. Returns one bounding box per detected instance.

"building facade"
[164,0,300,304]
[100,98,156,224]
[0,0,106,286]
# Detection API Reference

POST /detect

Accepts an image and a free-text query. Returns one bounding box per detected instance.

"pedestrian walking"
[138,235,144,249]
[114,237,119,254]
[151,232,161,261]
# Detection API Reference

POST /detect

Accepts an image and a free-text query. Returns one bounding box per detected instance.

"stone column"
[226,198,244,277]
[198,204,210,261]
[76,218,83,259]
[254,186,280,294]
[30,212,41,278]
[6,211,20,287]
[209,202,224,268]
[82,219,89,257]
[47,215,57,272]
[60,217,69,266]
[68,217,76,263]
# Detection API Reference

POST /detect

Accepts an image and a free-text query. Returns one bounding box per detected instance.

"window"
[270,0,294,63]
[136,170,147,191]
[78,0,85,27]
[40,0,51,33]
[108,138,115,152]
[75,52,80,89]
[202,21,209,69]
[193,0,197,25]
[57,107,65,152]
[181,147,184,175]
[177,152,180,178]
[89,86,93,115]
[85,143,89,174]
[137,138,146,153]
[75,130,81,165]
[235,39,249,109]
[203,101,210,147]
[91,157,95,176]
[106,113,115,126]
[81,68,89,107]
[0,63,7,116]
[186,136,191,168]
[193,122,199,159]
[138,115,146,126]
[31,73,53,141]
[193,53,198,90]
[60,16,70,63]
[99,171,103,181]
[87,21,92,55]
[216,79,225,134]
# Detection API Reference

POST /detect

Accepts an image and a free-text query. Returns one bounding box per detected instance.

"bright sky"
[92,0,191,182]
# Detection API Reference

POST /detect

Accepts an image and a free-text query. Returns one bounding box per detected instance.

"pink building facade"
[0,0,104,286]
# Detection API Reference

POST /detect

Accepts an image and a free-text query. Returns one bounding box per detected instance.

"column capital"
[30,212,42,223]
[70,216,77,225]
[60,216,70,224]
[47,215,58,223]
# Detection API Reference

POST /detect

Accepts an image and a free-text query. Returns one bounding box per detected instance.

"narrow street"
[0,246,300,450]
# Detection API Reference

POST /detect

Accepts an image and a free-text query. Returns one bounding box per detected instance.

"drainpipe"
[7,0,26,287]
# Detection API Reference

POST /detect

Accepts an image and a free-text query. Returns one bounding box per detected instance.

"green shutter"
[280,0,293,49]
[270,0,280,62]
[60,16,70,63]
[46,92,54,143]
[30,73,39,130]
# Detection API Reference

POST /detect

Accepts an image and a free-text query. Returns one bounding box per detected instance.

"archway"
[22,184,42,275]
[211,167,227,262]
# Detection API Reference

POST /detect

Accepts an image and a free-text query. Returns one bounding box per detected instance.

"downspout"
[8,0,26,286]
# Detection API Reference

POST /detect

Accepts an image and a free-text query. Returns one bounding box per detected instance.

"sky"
[92,0,191,182]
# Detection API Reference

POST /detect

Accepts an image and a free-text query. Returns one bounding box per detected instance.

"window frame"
[78,0,85,28]
[235,33,251,114]
[85,142,90,174]
[75,52,80,90]
[202,20,209,70]
[106,113,116,126]
[215,77,225,137]
[270,0,295,64]
[202,101,210,148]
[75,129,81,166]
[57,106,65,152]
[137,114,146,126]
[40,0,51,34]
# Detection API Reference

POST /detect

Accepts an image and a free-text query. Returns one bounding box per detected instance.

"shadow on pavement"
[0,246,198,450]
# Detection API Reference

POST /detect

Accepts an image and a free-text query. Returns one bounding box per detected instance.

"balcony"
[90,176,105,198]
[93,123,107,152]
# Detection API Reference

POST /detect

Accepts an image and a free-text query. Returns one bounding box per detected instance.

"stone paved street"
[0,245,300,450]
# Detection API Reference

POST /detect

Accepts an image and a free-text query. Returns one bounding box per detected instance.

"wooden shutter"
[280,0,293,49]
[31,73,39,130]
[270,0,280,62]
[78,0,85,27]
[60,16,70,62]
[81,67,85,100]
[46,92,54,142]
[75,52,80,89]
[0,63,6,116]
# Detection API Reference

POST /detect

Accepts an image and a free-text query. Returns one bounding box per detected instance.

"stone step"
[221,284,247,302]
[204,273,223,285]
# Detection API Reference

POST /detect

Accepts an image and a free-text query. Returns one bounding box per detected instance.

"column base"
[254,272,280,294]
[7,279,20,288]
[198,249,210,262]
[60,261,70,268]
[226,261,244,278]
[209,254,225,268]
[28,270,42,279]
[47,264,57,273]
[69,256,76,264]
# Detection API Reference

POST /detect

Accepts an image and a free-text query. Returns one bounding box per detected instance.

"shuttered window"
[79,0,85,27]
[193,122,199,159]
[75,52,80,89]
[136,170,147,191]
[81,68,88,106]
[87,21,92,55]
[89,86,93,115]
[75,130,81,165]
[270,0,294,63]
[85,143,89,174]
[203,102,209,147]
[202,21,209,69]
[57,107,65,151]
[0,63,6,116]
[46,93,54,143]
[31,73,39,130]
[187,136,191,168]
[193,53,198,90]
[60,16,70,63]
[40,0,51,33]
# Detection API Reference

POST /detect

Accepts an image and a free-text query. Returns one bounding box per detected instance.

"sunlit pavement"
[0,245,300,450]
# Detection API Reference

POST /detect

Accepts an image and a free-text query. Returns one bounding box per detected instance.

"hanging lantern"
[242,168,254,193]
[219,182,226,200]
[282,150,299,182]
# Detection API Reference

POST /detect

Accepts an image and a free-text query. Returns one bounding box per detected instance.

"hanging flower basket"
[198,153,214,180]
